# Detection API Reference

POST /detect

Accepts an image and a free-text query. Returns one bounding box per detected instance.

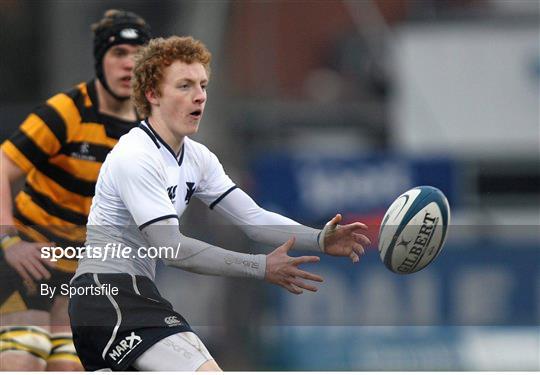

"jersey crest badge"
[185,182,195,204]
[167,185,178,203]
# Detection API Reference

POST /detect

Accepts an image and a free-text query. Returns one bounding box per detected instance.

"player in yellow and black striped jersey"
[0,9,151,371]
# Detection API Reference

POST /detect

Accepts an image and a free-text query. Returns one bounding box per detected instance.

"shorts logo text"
[109,332,142,363]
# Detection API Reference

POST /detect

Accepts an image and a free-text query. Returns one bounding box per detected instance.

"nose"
[123,54,136,71]
[193,86,206,104]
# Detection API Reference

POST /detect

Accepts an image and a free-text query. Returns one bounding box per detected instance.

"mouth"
[120,76,131,86]
[189,110,202,119]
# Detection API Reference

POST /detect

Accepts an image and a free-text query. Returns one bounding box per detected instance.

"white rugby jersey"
[76,120,236,279]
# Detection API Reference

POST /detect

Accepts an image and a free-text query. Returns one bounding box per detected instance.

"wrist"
[317,229,326,253]
[252,254,267,280]
[0,225,18,237]
[0,232,22,251]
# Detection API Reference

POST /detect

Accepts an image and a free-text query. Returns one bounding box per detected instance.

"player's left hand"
[320,214,371,263]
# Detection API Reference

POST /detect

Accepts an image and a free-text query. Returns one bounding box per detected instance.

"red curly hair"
[132,36,211,117]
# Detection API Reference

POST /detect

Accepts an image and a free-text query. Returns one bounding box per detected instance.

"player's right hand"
[265,237,324,295]
[3,240,54,283]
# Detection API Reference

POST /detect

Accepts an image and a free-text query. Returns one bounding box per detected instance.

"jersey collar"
[139,120,184,167]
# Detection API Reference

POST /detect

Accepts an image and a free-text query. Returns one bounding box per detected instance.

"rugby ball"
[378,186,450,274]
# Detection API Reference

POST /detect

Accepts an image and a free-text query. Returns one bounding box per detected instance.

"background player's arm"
[212,188,371,262]
[142,220,323,294]
[0,150,52,282]
[0,150,25,233]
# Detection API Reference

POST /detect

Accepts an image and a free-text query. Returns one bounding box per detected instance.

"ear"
[145,89,159,106]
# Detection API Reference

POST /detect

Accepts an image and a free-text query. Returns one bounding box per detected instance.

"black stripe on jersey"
[14,207,85,247]
[33,104,67,144]
[138,123,160,149]
[209,186,238,210]
[38,161,95,196]
[67,83,99,124]
[60,142,112,163]
[9,131,50,165]
[10,133,95,196]
[138,214,179,231]
[100,113,138,140]
[24,184,87,225]
[74,81,136,139]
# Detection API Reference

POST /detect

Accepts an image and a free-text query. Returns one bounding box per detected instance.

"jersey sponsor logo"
[164,315,182,327]
[167,185,178,203]
[108,331,142,363]
[70,142,96,161]
[185,182,195,204]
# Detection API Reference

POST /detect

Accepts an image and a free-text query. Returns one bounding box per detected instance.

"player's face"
[157,61,208,137]
[102,44,140,99]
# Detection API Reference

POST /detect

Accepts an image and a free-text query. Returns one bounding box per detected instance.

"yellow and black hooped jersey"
[1,80,138,273]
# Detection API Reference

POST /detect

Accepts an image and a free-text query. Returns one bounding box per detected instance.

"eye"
[112,49,127,57]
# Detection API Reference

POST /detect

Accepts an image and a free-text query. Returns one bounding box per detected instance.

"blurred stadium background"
[0,0,538,371]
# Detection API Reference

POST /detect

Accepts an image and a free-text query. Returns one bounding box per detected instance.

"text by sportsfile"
[40,242,182,262]
[40,283,119,299]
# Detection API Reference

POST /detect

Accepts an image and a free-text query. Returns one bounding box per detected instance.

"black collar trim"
[138,122,160,149]
[141,119,185,167]
[177,144,185,166]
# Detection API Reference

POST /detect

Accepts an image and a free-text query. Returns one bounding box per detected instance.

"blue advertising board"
[251,152,457,223]
[257,240,539,370]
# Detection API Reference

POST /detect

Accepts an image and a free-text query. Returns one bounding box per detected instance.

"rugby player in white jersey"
[68,36,371,371]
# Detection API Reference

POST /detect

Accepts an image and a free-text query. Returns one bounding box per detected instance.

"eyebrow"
[110,46,130,52]
[176,78,209,84]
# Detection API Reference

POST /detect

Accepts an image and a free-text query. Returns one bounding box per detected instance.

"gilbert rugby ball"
[378,186,450,274]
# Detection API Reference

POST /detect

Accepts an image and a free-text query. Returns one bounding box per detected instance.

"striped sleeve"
[1,97,68,172]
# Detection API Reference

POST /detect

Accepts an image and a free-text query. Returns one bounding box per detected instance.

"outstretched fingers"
[349,252,360,263]
[353,232,371,246]
[289,277,319,292]
[341,222,368,232]
[293,269,324,283]
[284,282,304,295]
[287,257,323,293]
[291,255,320,266]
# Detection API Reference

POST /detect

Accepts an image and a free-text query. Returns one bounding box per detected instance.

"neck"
[95,80,137,120]
[147,114,184,155]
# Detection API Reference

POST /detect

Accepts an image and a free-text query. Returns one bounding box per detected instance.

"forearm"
[142,222,266,279]
[0,152,22,235]
[212,188,323,252]
[0,172,15,231]
[239,211,321,251]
